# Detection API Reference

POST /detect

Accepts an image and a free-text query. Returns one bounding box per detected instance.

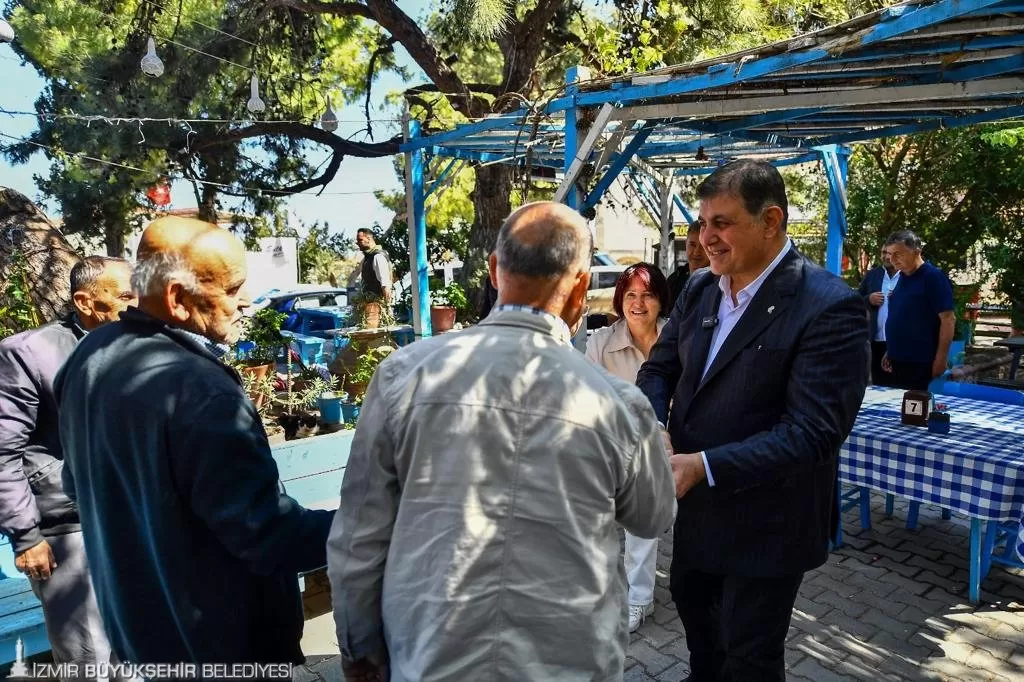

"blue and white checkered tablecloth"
[841,387,1024,563]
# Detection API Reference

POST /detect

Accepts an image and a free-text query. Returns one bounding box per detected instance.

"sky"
[0,1,432,240]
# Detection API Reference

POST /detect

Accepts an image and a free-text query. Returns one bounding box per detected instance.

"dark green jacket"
[55,308,334,668]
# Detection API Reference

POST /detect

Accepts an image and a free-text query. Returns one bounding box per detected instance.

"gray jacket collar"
[478,308,573,346]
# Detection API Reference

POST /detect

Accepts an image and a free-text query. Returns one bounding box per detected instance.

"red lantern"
[146,181,171,206]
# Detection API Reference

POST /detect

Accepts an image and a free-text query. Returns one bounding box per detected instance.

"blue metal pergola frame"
[401,0,1024,337]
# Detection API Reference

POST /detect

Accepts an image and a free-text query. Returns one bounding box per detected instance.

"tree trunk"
[0,187,82,325]
[104,219,126,257]
[197,185,219,223]
[459,164,514,314]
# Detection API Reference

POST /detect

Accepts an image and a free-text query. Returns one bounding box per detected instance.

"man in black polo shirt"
[881,230,955,390]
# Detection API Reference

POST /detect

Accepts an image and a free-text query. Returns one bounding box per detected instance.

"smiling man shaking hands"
[637,160,869,682]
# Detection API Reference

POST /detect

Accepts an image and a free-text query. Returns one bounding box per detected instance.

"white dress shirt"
[875,269,900,342]
[700,239,793,486]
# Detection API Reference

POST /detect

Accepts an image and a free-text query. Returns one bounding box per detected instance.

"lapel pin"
[767,305,776,314]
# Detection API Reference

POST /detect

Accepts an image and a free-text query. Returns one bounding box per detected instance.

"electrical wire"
[140,0,259,47]
[0,108,402,125]
[0,131,387,197]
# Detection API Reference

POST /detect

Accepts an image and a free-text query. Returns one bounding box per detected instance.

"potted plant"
[234,308,287,407]
[239,371,287,444]
[350,292,396,330]
[340,345,394,423]
[430,282,467,333]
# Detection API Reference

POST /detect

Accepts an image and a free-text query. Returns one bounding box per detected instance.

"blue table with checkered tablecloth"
[840,387,1024,603]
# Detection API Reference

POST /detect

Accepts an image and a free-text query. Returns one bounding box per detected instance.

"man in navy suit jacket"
[637,160,869,682]
[857,246,899,386]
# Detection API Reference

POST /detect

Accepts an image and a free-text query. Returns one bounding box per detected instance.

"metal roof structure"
[398,0,1024,337]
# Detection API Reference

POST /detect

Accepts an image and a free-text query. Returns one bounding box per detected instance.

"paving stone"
[628,642,678,676]
[655,662,690,681]
[623,664,655,681]
[636,621,682,649]
[296,491,1024,682]
[789,656,858,681]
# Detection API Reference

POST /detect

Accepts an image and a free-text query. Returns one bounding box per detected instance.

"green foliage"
[593,1,894,75]
[350,291,397,329]
[5,0,400,253]
[0,252,41,339]
[430,281,468,309]
[347,345,395,402]
[238,308,287,365]
[275,373,339,414]
[846,126,1024,286]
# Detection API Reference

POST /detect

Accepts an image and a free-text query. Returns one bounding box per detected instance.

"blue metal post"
[563,66,590,211]
[404,118,432,337]
[820,144,850,276]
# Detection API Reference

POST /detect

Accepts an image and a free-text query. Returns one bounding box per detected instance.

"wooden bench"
[0,429,353,664]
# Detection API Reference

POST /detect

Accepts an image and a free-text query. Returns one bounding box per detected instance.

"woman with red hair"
[585,262,671,633]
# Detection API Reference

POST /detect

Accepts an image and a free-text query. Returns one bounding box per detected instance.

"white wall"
[592,179,659,262]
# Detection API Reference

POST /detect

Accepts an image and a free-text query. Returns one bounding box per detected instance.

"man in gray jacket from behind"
[0,255,134,674]
[328,202,678,682]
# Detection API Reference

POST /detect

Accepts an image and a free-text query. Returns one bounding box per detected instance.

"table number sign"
[901,390,931,426]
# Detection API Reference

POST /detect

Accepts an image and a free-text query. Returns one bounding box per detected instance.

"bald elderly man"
[55,221,335,667]
[328,202,677,681]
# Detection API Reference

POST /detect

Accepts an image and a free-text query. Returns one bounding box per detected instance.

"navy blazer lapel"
[683,282,722,393]
[697,249,803,393]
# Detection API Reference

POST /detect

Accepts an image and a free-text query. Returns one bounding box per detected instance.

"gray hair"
[495,207,592,278]
[885,229,922,250]
[69,256,129,294]
[131,252,202,297]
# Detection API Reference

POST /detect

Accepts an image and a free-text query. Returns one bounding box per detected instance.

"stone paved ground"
[297,493,1024,681]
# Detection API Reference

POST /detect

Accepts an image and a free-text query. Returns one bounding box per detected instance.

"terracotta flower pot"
[238,362,275,408]
[430,306,457,333]
[362,302,381,329]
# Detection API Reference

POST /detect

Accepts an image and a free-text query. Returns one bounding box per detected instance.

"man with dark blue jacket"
[0,255,133,676]
[56,218,334,669]
[637,160,869,682]
[857,246,900,386]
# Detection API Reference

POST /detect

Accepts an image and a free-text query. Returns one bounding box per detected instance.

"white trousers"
[624,531,658,606]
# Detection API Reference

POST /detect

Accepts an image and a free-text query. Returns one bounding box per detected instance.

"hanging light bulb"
[246,74,266,114]
[140,36,164,77]
[320,97,338,132]
[0,18,15,44]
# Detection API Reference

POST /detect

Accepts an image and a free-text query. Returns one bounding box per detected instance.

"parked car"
[586,264,627,326]
[249,285,349,332]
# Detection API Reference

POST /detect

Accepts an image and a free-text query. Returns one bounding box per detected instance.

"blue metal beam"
[407,120,432,337]
[564,66,585,211]
[581,123,656,211]
[629,170,663,223]
[924,51,1024,82]
[820,145,850,276]
[671,152,820,176]
[424,157,459,200]
[810,103,1024,146]
[429,146,565,168]
[682,108,824,135]
[400,111,529,152]
[547,0,1009,111]
[673,196,695,224]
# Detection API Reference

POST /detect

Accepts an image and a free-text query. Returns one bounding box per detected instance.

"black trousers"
[870,341,890,386]
[888,360,933,391]
[671,568,803,682]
